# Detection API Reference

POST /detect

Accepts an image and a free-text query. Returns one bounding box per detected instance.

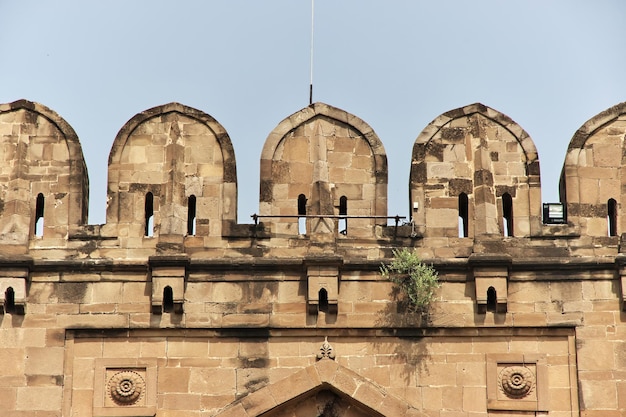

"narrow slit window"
[608,198,618,237]
[458,193,468,238]
[187,195,197,236]
[339,196,348,235]
[145,192,154,237]
[318,288,328,312]
[298,194,307,235]
[35,193,45,237]
[4,287,15,314]
[163,286,174,313]
[502,193,513,237]
[487,286,497,312]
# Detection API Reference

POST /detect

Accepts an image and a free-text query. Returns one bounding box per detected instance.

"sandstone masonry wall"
[0,99,625,416]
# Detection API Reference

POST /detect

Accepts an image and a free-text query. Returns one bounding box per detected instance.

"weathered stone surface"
[2,100,626,415]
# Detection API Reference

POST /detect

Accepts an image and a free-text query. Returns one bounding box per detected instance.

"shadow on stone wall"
[374,285,432,384]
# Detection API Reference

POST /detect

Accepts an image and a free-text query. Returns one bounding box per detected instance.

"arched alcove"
[259,102,387,239]
[106,102,237,242]
[410,103,541,242]
[0,100,89,245]
[561,102,626,237]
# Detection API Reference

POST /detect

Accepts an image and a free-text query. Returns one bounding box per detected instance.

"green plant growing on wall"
[380,248,440,313]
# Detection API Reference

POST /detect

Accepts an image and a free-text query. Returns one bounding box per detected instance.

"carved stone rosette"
[107,370,145,405]
[486,354,548,412]
[93,359,156,416]
[498,366,535,399]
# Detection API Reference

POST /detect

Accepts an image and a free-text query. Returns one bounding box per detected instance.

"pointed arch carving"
[213,360,423,417]
[410,103,541,240]
[413,103,539,162]
[106,102,237,240]
[259,102,387,238]
[561,102,626,236]
[564,101,626,155]
[0,100,89,244]
[260,102,386,165]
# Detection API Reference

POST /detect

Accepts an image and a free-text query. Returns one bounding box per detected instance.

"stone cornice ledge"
[6,255,620,277]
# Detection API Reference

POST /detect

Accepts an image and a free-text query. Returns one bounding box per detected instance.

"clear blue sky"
[1,1,625,225]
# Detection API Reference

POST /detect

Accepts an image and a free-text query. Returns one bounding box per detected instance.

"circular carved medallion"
[498,366,534,399]
[107,370,145,405]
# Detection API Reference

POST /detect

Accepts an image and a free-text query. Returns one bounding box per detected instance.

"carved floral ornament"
[498,365,535,399]
[316,337,336,361]
[486,354,548,412]
[107,370,145,405]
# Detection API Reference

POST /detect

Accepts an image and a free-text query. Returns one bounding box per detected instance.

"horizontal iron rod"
[251,214,406,220]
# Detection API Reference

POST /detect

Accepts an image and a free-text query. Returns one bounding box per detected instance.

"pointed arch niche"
[561,101,626,237]
[259,102,388,239]
[106,103,237,242]
[0,100,89,245]
[410,103,541,243]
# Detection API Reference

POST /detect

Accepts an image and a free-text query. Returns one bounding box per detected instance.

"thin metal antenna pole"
[309,0,315,105]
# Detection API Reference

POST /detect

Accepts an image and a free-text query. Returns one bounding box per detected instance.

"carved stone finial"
[316,337,336,361]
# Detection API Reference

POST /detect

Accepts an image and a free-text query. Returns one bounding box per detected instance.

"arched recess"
[213,360,423,417]
[560,102,626,237]
[259,102,387,238]
[106,102,237,241]
[0,100,89,245]
[410,103,541,241]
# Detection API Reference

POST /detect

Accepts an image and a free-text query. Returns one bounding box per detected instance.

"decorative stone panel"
[486,354,548,411]
[316,337,336,361]
[93,358,157,417]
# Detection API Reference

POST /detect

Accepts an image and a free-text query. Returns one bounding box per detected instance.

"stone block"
[212,282,244,303]
[213,403,246,417]
[579,379,618,409]
[222,313,269,327]
[189,368,236,396]
[102,340,141,358]
[25,347,64,375]
[456,361,486,386]
[268,368,316,405]
[160,393,202,410]
[209,341,239,358]
[168,340,209,358]
[158,367,190,394]
[16,386,62,411]
[421,386,443,410]
[577,339,615,371]
[352,379,385,411]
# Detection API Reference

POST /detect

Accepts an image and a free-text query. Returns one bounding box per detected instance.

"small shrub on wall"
[380,248,439,313]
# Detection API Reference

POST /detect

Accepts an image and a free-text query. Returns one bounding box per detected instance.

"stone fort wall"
[1,99,626,416]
